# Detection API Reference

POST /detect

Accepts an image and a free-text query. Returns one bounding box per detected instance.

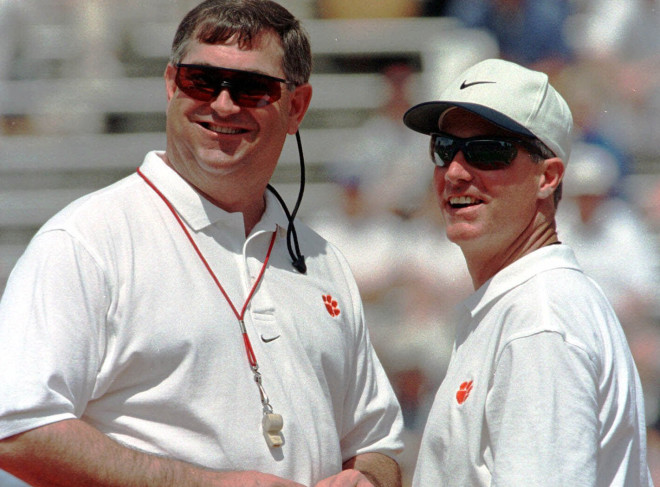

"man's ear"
[287,83,313,135]
[538,157,564,200]
[164,64,178,102]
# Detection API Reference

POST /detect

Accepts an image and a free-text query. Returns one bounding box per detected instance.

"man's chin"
[196,151,245,175]
[445,224,482,246]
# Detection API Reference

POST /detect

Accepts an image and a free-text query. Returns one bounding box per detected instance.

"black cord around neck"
[267,130,306,274]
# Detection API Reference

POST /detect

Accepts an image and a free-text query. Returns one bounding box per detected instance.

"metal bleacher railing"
[0,14,498,291]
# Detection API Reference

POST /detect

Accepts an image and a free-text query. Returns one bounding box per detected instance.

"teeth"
[203,124,243,134]
[449,196,478,206]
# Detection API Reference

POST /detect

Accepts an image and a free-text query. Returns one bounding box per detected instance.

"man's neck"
[464,227,559,290]
[159,153,267,237]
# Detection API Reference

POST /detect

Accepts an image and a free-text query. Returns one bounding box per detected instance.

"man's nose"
[444,151,473,182]
[209,88,241,113]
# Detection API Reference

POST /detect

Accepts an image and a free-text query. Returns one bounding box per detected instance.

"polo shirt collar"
[462,244,582,317]
[139,151,289,234]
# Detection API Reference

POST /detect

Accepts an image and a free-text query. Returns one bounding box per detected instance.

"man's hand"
[313,469,376,487]
[0,420,306,487]
[314,453,401,487]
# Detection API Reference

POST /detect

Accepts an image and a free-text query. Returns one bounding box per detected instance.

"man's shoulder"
[494,264,616,349]
[37,172,147,239]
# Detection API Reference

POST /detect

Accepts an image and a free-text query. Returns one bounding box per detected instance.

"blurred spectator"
[327,62,431,219]
[444,0,574,75]
[554,64,633,191]
[308,179,404,304]
[558,142,660,424]
[318,64,440,431]
[384,190,472,429]
[559,143,659,326]
[308,180,410,424]
[566,0,660,162]
[569,0,658,63]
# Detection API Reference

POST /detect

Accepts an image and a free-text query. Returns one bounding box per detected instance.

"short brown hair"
[170,0,312,86]
[528,138,563,207]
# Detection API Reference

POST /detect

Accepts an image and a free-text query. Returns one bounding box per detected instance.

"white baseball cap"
[403,58,574,162]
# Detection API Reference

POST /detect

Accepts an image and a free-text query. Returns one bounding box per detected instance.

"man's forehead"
[181,34,285,75]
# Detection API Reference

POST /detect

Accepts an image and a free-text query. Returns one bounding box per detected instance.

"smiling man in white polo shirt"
[403,58,652,486]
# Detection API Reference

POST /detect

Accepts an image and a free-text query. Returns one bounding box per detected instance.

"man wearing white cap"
[403,59,652,486]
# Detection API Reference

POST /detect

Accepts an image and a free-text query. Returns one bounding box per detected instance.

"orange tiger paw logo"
[323,294,340,317]
[456,380,473,404]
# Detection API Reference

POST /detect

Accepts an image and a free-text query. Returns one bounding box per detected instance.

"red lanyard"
[137,168,276,391]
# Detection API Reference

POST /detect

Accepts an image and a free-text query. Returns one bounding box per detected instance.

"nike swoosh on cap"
[460,80,496,90]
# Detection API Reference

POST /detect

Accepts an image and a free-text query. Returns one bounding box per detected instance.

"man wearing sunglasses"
[0,1,404,486]
[404,58,652,486]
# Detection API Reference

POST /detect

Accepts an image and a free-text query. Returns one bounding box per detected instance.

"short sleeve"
[0,230,108,439]
[486,331,599,486]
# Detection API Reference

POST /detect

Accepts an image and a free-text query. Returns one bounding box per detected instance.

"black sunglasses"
[430,132,542,171]
[174,64,293,108]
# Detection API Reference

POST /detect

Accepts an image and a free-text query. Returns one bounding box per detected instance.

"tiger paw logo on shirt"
[323,294,340,317]
[456,380,473,404]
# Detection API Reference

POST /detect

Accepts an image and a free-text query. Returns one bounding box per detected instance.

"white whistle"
[262,413,284,448]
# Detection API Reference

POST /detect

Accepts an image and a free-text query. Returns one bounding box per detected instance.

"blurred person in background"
[308,177,404,307]
[553,65,633,189]
[381,190,472,486]
[327,61,431,220]
[566,0,660,169]
[317,61,434,362]
[558,141,660,428]
[308,175,418,486]
[0,1,404,486]
[403,58,651,486]
[559,142,659,331]
[443,0,574,76]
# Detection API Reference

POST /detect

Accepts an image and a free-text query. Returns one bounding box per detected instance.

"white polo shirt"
[413,245,651,487]
[0,152,404,485]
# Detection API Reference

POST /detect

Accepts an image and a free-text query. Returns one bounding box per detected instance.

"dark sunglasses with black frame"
[174,63,296,108]
[429,132,547,171]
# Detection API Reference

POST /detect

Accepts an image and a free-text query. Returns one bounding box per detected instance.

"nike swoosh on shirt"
[261,334,281,343]
[460,80,496,89]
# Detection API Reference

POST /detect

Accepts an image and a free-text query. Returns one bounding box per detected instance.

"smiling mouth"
[448,196,482,209]
[199,123,246,135]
